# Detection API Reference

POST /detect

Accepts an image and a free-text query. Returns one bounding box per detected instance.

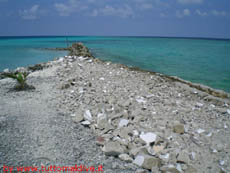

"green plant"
[3,72,34,90]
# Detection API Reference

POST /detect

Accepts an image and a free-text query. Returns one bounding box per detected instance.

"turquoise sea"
[0,36,230,92]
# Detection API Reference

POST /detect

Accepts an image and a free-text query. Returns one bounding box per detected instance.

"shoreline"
[1,43,229,100]
[1,42,230,172]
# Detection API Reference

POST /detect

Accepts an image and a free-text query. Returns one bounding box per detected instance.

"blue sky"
[0,0,229,38]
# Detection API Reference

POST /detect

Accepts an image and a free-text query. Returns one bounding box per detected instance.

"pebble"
[83,110,92,121]
[140,132,157,145]
[118,119,129,128]
[173,124,185,134]
[119,154,133,163]
[227,109,230,115]
[196,102,204,107]
[81,120,91,126]
[102,141,125,156]
[197,128,205,134]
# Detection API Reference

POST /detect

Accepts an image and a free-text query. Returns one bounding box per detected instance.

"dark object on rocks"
[69,42,93,57]
[27,63,45,72]
[61,83,71,89]
[0,72,5,80]
[2,72,35,91]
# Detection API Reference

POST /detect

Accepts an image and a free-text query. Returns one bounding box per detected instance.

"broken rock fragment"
[84,110,92,122]
[119,153,133,163]
[102,141,126,156]
[118,119,129,128]
[173,124,185,134]
[72,113,84,123]
[177,151,190,164]
[140,132,157,146]
[134,154,161,170]
[160,164,180,173]
[81,120,91,126]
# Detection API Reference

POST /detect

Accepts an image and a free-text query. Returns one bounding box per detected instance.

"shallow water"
[0,36,229,92]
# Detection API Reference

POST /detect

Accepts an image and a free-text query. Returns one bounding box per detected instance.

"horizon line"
[0,35,230,40]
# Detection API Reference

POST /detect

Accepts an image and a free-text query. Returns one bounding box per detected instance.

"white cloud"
[196,9,208,16]
[176,8,190,18]
[54,0,88,16]
[211,10,228,17]
[54,3,72,16]
[100,5,134,18]
[19,5,39,20]
[177,0,204,5]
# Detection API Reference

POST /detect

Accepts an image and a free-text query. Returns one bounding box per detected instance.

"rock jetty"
[1,42,230,173]
[54,43,230,172]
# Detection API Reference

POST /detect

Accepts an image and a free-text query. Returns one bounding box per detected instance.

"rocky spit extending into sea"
[0,43,230,173]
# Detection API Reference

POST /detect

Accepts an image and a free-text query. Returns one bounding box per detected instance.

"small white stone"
[81,120,91,125]
[212,149,218,153]
[160,153,169,161]
[79,87,84,94]
[172,110,178,113]
[133,155,144,166]
[227,109,230,115]
[99,77,105,80]
[224,124,228,129]
[210,104,215,108]
[146,94,154,99]
[196,102,204,107]
[176,164,182,172]
[197,128,205,134]
[140,132,157,145]
[78,63,83,67]
[206,132,212,137]
[191,152,196,160]
[167,136,173,140]
[70,113,76,117]
[219,160,225,166]
[133,130,139,136]
[78,56,85,61]
[118,119,129,128]
[119,154,133,163]
[136,96,146,104]
[84,110,92,121]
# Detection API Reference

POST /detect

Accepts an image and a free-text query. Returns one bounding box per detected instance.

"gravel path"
[1,46,230,173]
[0,66,138,172]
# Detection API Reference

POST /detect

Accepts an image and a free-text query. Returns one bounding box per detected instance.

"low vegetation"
[3,72,35,91]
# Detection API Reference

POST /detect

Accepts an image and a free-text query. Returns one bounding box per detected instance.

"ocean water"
[0,36,230,92]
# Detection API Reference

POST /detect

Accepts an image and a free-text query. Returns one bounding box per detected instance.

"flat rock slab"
[102,141,126,156]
